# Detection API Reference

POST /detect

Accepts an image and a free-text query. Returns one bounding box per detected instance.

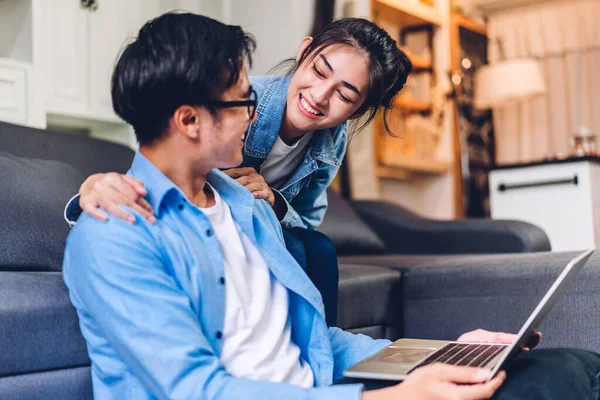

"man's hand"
[223,167,275,207]
[79,173,155,224]
[458,329,542,351]
[362,363,506,400]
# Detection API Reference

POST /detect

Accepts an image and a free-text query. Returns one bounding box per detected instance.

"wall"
[0,0,32,62]
[227,0,315,75]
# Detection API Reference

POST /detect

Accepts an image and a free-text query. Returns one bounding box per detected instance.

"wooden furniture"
[370,0,450,181]
[449,12,488,217]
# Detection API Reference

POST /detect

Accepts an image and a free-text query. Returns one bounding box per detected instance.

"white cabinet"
[41,0,89,117]
[489,160,600,252]
[0,59,32,125]
[0,0,43,127]
[88,0,141,118]
[40,0,144,122]
[0,0,222,136]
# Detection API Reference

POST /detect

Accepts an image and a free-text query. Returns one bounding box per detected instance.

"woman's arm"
[64,173,155,225]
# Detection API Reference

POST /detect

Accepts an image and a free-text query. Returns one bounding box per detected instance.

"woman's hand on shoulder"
[79,173,155,224]
[224,168,276,207]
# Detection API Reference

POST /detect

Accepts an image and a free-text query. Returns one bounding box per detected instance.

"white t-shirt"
[200,186,314,388]
[260,132,314,190]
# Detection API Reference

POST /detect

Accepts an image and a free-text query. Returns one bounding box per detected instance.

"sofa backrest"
[318,188,386,256]
[0,121,135,271]
[0,151,84,271]
[0,120,135,176]
[0,121,388,261]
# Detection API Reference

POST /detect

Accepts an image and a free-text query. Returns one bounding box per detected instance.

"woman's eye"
[338,92,352,103]
[313,65,325,78]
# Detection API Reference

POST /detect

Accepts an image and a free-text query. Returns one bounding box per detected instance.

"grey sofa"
[1,120,596,399]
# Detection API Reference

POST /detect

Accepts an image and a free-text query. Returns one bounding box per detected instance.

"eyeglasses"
[206,88,258,120]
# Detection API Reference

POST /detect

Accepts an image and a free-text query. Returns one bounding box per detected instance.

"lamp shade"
[474,58,546,109]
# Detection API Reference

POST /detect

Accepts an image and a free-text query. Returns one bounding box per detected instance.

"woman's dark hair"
[282,17,412,136]
[111,12,256,145]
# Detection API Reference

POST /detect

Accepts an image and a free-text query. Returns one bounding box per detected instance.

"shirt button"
[219,277,225,285]
[216,331,223,339]
[178,204,184,210]
[206,229,213,237]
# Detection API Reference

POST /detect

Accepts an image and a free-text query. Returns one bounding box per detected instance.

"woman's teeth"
[300,96,321,116]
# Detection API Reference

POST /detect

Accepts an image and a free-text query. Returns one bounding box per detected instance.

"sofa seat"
[337,264,401,340]
[0,272,89,376]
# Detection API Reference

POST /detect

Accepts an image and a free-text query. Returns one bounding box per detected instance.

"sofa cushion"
[318,189,386,255]
[0,367,92,400]
[337,263,402,332]
[0,152,84,271]
[0,272,90,377]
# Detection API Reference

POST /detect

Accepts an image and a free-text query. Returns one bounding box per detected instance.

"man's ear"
[296,36,313,63]
[173,105,201,140]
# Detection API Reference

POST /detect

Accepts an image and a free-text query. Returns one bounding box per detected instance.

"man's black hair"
[111,12,256,145]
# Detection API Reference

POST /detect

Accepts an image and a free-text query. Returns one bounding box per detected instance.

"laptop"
[344,249,594,382]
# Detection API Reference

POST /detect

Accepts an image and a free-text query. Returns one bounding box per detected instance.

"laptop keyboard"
[408,343,508,373]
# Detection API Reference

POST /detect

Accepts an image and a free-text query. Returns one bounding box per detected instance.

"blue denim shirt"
[245,75,348,229]
[63,151,389,400]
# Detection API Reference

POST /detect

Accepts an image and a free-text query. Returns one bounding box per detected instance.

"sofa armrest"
[350,200,551,254]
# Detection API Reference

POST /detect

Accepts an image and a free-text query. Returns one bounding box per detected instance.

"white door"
[41,0,89,116]
[88,0,141,121]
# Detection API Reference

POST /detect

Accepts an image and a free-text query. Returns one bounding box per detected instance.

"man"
[63,12,600,400]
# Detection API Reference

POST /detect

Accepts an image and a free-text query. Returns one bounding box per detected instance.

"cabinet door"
[489,162,596,251]
[88,0,141,121]
[42,0,89,116]
[0,61,29,125]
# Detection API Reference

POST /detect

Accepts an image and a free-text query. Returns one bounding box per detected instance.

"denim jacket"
[245,75,348,230]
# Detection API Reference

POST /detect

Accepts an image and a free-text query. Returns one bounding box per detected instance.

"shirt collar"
[128,151,255,217]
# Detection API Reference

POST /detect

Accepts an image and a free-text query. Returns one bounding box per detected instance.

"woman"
[64,18,412,327]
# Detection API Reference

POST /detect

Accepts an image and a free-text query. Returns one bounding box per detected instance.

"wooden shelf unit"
[407,52,433,70]
[381,156,451,174]
[376,157,451,181]
[371,0,447,181]
[373,0,442,27]
[395,96,432,112]
[376,166,413,181]
[450,11,489,217]
[451,12,487,36]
